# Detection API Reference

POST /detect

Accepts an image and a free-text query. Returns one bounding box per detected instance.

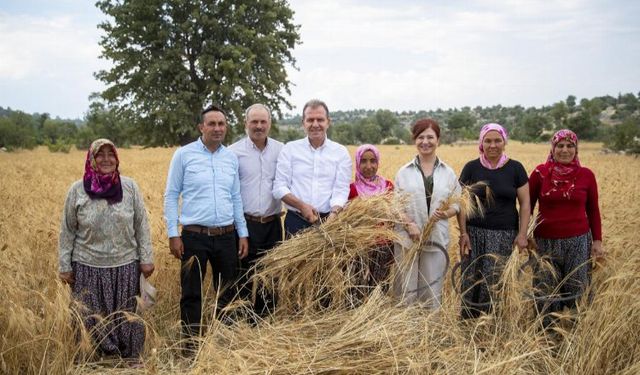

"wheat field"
[0,142,639,374]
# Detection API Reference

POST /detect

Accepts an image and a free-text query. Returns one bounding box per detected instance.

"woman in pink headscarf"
[457,123,531,318]
[529,129,604,327]
[348,144,394,288]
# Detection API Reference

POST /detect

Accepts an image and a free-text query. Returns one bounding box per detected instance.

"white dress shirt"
[273,137,352,213]
[228,136,284,217]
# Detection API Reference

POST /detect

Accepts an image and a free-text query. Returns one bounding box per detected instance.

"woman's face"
[553,139,577,164]
[359,150,378,179]
[95,145,117,174]
[414,127,439,157]
[482,130,505,161]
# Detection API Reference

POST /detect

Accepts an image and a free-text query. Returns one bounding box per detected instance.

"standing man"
[164,105,249,340]
[228,103,284,315]
[273,99,352,236]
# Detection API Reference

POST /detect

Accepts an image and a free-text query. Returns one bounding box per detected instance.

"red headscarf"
[538,129,581,199]
[83,138,123,204]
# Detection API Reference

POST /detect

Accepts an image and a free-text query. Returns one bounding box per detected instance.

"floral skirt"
[72,261,144,358]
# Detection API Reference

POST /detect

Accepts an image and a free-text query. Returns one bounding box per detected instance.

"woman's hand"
[59,271,75,285]
[591,240,606,260]
[514,233,529,254]
[406,222,421,242]
[140,263,155,278]
[432,208,454,221]
[459,233,470,259]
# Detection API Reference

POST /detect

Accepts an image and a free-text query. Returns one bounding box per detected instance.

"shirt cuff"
[273,186,291,200]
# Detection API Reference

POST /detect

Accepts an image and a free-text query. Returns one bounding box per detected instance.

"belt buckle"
[259,215,268,224]
[206,227,216,236]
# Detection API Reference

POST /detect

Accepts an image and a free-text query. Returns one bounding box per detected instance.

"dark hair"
[200,105,227,123]
[302,99,329,120]
[411,118,440,140]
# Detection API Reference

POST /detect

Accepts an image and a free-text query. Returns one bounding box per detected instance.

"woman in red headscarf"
[529,129,604,326]
[348,144,394,288]
[58,139,154,365]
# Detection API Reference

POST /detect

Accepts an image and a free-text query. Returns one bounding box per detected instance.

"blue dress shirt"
[164,137,248,238]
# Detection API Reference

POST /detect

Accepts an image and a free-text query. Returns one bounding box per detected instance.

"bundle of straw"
[252,193,405,315]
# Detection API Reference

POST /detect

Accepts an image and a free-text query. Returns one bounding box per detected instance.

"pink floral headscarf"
[479,123,509,169]
[354,144,388,196]
[83,138,122,204]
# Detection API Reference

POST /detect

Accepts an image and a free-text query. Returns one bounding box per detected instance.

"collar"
[247,136,269,151]
[198,137,224,154]
[305,136,327,150]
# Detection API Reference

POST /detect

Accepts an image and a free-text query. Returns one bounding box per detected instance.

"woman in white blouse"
[58,139,154,364]
[394,119,460,309]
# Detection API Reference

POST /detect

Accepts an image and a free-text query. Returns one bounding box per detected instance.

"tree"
[566,95,577,111]
[374,110,398,138]
[567,110,599,140]
[96,0,300,146]
[447,110,475,131]
[517,113,550,141]
[331,123,355,145]
[606,117,640,154]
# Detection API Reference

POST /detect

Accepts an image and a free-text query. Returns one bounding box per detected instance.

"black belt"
[244,212,284,224]
[182,224,235,236]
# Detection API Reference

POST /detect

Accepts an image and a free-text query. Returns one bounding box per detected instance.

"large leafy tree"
[95,0,300,146]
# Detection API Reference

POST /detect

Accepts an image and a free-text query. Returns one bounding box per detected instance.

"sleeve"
[163,149,184,238]
[459,161,472,185]
[450,170,463,214]
[528,166,542,214]
[585,169,602,241]
[272,145,293,200]
[58,184,78,273]
[132,180,154,264]
[330,147,353,208]
[231,158,249,238]
[514,161,529,188]
[348,183,358,200]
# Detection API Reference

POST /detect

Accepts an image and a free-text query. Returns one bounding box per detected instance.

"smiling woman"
[58,138,154,365]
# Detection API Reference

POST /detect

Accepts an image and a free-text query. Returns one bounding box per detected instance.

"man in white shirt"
[273,99,352,236]
[229,103,284,315]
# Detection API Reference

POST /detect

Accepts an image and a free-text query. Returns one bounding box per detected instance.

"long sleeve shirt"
[228,137,284,217]
[394,158,461,250]
[529,165,602,241]
[163,138,248,238]
[273,137,352,213]
[58,176,154,273]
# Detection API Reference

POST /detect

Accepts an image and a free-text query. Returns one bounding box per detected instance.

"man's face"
[199,110,227,146]
[245,107,271,144]
[302,105,330,144]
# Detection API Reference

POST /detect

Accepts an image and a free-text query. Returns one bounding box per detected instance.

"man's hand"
[59,271,75,285]
[238,237,249,259]
[140,263,155,278]
[169,237,184,259]
[300,203,319,223]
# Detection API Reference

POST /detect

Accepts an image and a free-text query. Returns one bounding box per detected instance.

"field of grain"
[1,142,639,374]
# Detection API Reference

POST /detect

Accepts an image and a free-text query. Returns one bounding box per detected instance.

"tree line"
[1,91,638,154]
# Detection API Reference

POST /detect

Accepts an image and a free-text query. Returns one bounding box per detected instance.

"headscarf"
[83,138,123,204]
[354,144,388,196]
[478,123,509,170]
[538,129,581,199]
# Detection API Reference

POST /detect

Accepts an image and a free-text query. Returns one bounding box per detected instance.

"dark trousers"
[180,230,238,337]
[284,211,328,238]
[238,219,283,315]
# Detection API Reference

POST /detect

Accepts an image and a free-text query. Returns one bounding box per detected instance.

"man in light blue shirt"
[164,105,248,341]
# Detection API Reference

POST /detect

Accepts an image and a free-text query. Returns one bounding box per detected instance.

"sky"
[0,0,638,119]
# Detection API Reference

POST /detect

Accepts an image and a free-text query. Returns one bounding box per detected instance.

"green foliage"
[606,117,640,154]
[95,0,301,146]
[0,117,37,150]
[45,140,73,153]
[42,119,77,144]
[374,110,399,138]
[567,110,600,140]
[331,123,355,145]
[447,110,475,130]
[514,113,551,142]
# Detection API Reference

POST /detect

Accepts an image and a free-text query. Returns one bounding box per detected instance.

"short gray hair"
[245,103,272,122]
[302,99,329,120]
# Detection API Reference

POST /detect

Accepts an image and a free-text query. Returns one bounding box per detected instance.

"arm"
[433,175,462,220]
[395,170,421,242]
[164,149,184,259]
[273,146,318,222]
[585,170,604,258]
[328,147,353,218]
[231,158,249,259]
[132,180,155,278]
[515,183,531,252]
[456,210,470,258]
[58,184,78,283]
